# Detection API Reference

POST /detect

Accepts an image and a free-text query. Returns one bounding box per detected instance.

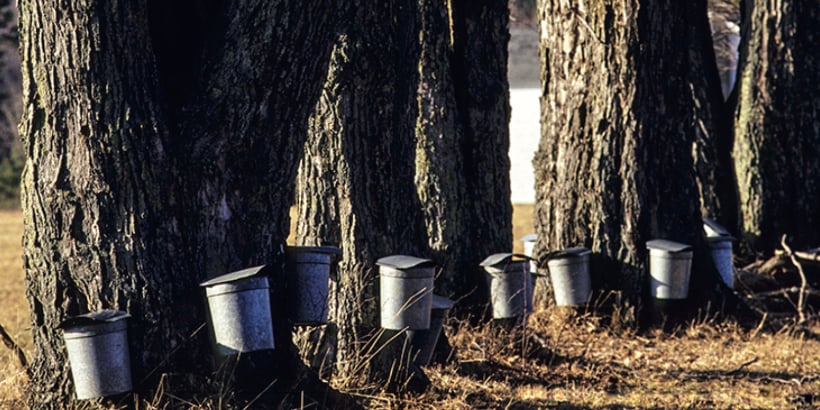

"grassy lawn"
[2,206,819,409]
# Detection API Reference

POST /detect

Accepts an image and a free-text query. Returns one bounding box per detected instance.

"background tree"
[533,0,721,315]
[0,0,21,206]
[20,0,339,405]
[733,0,820,253]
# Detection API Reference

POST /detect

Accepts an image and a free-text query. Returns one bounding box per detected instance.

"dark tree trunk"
[690,1,739,233]
[295,0,511,385]
[534,0,720,315]
[19,0,339,405]
[414,0,512,310]
[733,0,820,253]
[295,0,426,385]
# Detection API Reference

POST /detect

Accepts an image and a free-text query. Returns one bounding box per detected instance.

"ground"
[2,208,820,409]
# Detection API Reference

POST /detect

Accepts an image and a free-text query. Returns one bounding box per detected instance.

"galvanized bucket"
[702,216,732,238]
[408,295,455,366]
[520,234,537,273]
[287,246,341,325]
[59,310,132,400]
[480,253,534,319]
[707,236,735,288]
[647,239,693,299]
[378,255,435,330]
[200,265,275,356]
[547,247,592,306]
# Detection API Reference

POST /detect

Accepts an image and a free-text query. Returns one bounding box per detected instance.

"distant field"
[3,206,820,408]
[0,209,28,404]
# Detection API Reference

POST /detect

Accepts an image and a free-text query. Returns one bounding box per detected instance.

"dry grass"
[3,206,820,409]
[0,209,29,406]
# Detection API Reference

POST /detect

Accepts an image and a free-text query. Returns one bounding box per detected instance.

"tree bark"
[534,0,720,315]
[295,0,426,385]
[19,0,339,405]
[295,0,512,385]
[733,0,820,253]
[416,0,512,309]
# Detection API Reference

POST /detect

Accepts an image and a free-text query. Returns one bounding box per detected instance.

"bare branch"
[0,320,29,376]
[781,235,811,325]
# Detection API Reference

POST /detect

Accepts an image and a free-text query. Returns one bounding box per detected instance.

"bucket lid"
[702,217,732,237]
[479,253,531,268]
[548,246,591,260]
[199,265,273,287]
[519,233,537,243]
[431,294,455,310]
[705,234,736,243]
[58,309,130,329]
[376,255,434,270]
[646,239,692,253]
[287,245,342,257]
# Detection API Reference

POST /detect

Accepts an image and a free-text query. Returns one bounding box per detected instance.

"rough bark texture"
[295,0,511,384]
[733,0,820,253]
[535,0,720,312]
[19,0,338,405]
[295,0,426,384]
[416,0,512,309]
[690,1,738,233]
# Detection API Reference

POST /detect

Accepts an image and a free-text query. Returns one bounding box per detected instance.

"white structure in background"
[509,88,540,204]
[508,27,540,205]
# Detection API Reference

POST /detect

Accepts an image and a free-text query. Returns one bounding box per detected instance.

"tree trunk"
[534,0,720,316]
[19,0,339,405]
[416,0,512,310]
[295,0,426,385]
[295,0,512,385]
[733,0,820,253]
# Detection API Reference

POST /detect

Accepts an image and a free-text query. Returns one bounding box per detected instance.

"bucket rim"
[706,235,736,243]
[58,309,130,330]
[377,255,435,270]
[61,318,128,338]
[431,294,455,310]
[646,239,692,253]
[546,246,591,260]
[379,265,435,278]
[519,233,537,243]
[702,216,732,237]
[205,277,270,296]
[200,265,272,287]
[479,252,531,268]
[286,245,342,257]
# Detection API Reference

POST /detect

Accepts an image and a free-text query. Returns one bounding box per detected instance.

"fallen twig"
[746,287,820,299]
[722,357,758,376]
[781,235,811,324]
[0,320,29,377]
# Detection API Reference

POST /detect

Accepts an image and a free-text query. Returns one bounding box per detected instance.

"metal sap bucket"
[408,295,455,366]
[702,217,736,289]
[707,236,735,289]
[377,255,435,330]
[702,216,732,238]
[480,253,534,319]
[59,310,132,400]
[200,265,275,356]
[647,239,693,299]
[520,234,537,273]
[286,246,341,325]
[547,247,592,306]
